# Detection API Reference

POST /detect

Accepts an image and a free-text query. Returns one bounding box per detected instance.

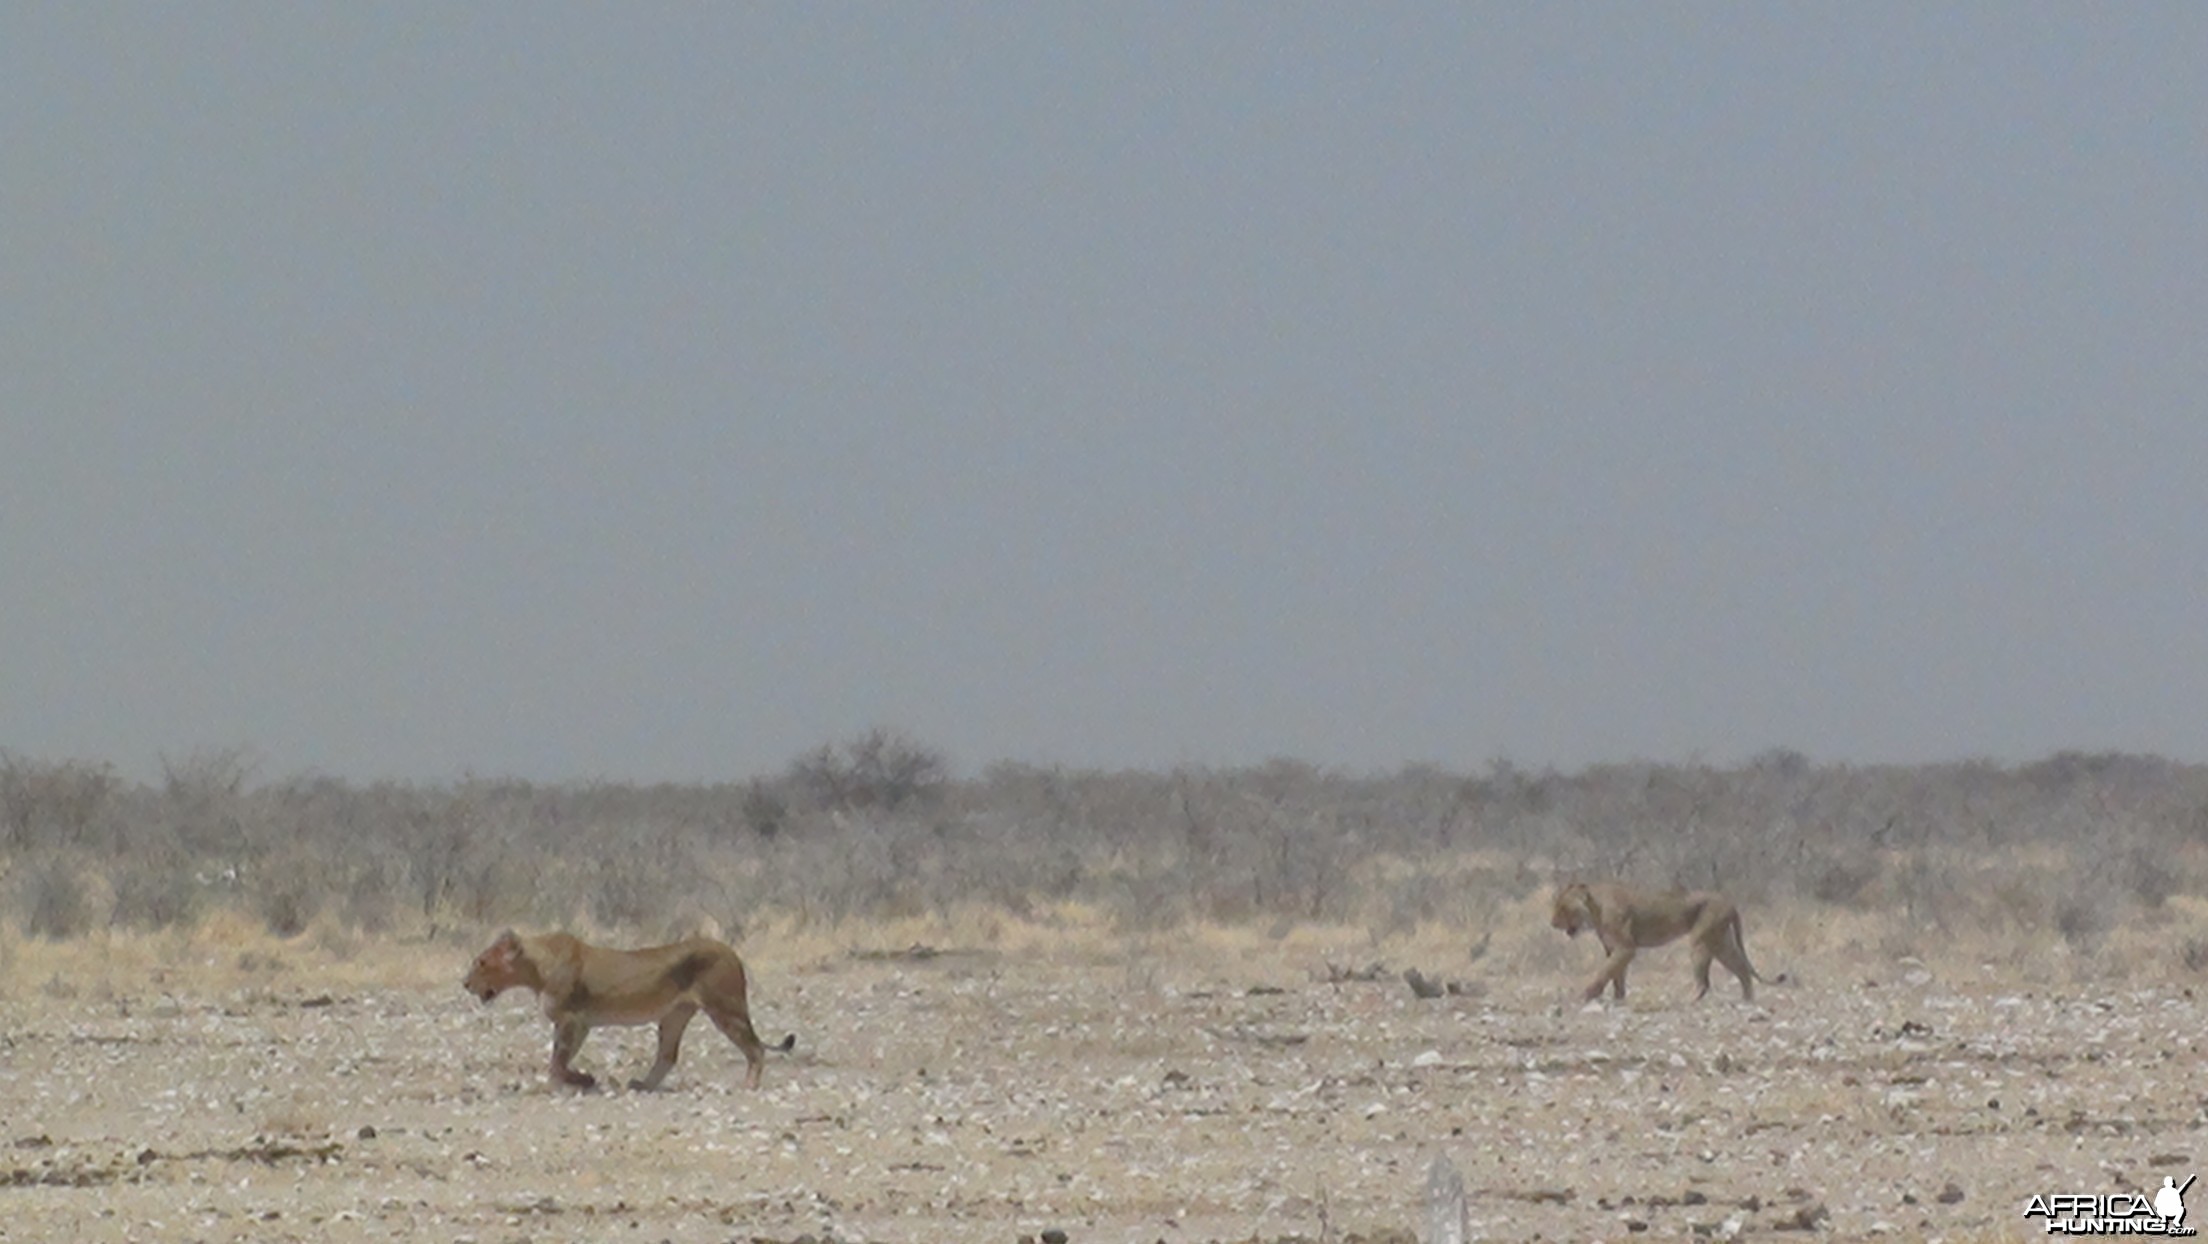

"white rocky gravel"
[2,949,2202,1242]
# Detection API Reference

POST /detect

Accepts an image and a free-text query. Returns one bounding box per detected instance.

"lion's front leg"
[1585,945,1635,1002]
[549,1016,597,1090]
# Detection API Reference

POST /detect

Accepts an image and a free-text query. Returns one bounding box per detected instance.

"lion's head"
[464,930,529,1003]
[1550,883,1592,937]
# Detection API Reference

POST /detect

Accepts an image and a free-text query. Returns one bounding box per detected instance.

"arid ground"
[3,912,2201,1244]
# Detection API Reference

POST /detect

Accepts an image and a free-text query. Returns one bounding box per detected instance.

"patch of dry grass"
[12,878,2204,1008]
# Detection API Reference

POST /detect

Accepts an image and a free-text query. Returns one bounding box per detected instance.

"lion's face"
[1551,885,1589,937]
[464,931,527,1003]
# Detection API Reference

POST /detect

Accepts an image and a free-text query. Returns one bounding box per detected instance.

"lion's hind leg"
[630,1002,699,1091]
[704,1004,771,1089]
[1691,937,1718,1001]
[1716,914,1759,1001]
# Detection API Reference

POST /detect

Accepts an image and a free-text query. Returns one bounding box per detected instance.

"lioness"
[1550,881,1766,1003]
[464,930,795,1091]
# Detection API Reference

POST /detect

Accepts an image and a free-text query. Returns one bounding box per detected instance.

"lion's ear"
[490,930,522,962]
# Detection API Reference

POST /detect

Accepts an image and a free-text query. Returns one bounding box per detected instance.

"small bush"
[785,728,948,814]
[740,779,787,838]
[2114,844,2181,909]
[2054,897,2111,952]
[161,747,257,857]
[1808,852,1882,907]
[587,855,661,930]
[0,755,118,851]
[342,865,399,935]
[109,858,201,931]
[16,854,94,939]
[252,851,330,937]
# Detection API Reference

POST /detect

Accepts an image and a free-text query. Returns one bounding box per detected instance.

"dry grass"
[10,882,2208,1002]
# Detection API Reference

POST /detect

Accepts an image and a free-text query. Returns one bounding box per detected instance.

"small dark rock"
[356,1125,377,1140]
[1042,1230,1069,1244]
[1775,1202,1829,1231]
[1937,1182,1965,1205]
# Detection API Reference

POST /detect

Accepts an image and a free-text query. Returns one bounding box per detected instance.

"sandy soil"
[2,936,2201,1244]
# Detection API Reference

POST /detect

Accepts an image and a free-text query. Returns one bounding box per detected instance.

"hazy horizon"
[6,7,2205,784]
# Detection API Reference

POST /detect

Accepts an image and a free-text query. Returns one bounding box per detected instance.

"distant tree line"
[1,738,2203,970]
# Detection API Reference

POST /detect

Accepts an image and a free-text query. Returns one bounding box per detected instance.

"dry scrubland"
[4,739,2208,1242]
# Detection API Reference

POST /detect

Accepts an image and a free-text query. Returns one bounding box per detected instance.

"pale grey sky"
[4,6,2204,783]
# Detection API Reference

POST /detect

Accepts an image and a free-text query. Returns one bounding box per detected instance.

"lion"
[464,930,796,1091]
[1550,881,1766,1003]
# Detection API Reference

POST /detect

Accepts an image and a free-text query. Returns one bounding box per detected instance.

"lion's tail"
[773,1033,797,1054]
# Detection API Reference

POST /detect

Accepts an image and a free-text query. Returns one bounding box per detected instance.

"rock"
[1774,1202,1829,1231]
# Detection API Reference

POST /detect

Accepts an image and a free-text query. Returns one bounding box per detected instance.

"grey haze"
[3,6,2204,782]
